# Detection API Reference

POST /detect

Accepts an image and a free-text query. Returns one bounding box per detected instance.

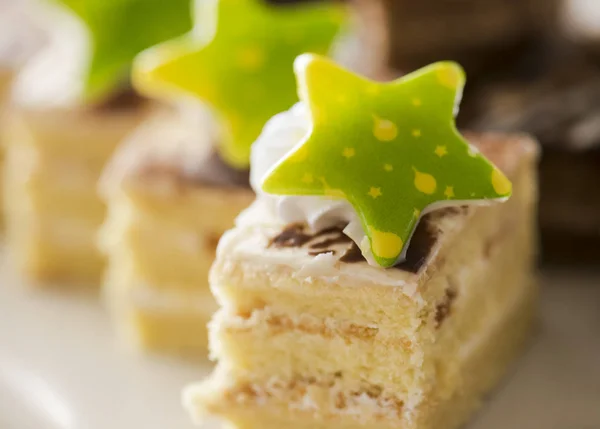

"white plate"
[1,254,599,429]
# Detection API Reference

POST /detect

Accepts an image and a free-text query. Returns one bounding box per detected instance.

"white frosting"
[11,4,90,108]
[250,103,377,264]
[0,0,45,70]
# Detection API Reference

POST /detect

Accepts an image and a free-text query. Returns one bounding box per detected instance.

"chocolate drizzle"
[191,150,251,189]
[339,242,364,263]
[268,223,313,248]
[268,208,468,274]
[91,86,147,113]
[136,148,251,190]
[435,287,458,328]
[269,223,350,253]
[393,220,439,273]
[308,226,352,249]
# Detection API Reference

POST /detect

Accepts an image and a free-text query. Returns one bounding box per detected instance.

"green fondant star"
[262,54,513,268]
[56,0,192,101]
[133,0,346,169]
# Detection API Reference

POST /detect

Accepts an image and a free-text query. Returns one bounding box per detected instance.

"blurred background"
[2,0,600,266]
[0,0,598,428]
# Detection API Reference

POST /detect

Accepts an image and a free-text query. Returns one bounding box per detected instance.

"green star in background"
[133,0,346,169]
[262,54,513,268]
[56,0,193,101]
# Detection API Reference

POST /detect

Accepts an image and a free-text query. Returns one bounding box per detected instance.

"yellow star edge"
[131,1,347,170]
[132,37,194,102]
[262,54,512,268]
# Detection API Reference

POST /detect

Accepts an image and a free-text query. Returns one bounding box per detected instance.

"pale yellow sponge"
[99,103,254,357]
[3,94,154,284]
[185,133,539,428]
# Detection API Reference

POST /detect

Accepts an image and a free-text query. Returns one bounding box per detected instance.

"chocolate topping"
[268,208,467,273]
[191,149,251,189]
[268,223,314,248]
[269,224,351,250]
[339,242,365,264]
[136,148,251,190]
[393,218,440,273]
[309,234,352,250]
[435,287,458,328]
[91,86,147,113]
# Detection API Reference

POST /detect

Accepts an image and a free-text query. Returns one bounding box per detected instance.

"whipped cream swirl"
[251,103,379,265]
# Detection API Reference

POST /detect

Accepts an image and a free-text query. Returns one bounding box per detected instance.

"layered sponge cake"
[2,0,191,284]
[0,0,44,228]
[184,132,539,428]
[3,93,153,283]
[99,102,254,356]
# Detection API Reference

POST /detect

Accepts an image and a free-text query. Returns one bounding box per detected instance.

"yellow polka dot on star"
[368,187,382,198]
[342,147,355,158]
[373,115,398,142]
[370,228,404,260]
[435,145,448,157]
[413,168,437,195]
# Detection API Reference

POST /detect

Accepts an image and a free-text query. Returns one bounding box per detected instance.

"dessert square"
[99,104,254,356]
[185,133,538,428]
[3,94,153,283]
[0,0,44,230]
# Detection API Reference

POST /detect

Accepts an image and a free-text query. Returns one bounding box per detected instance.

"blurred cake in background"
[471,0,600,264]
[0,0,44,226]
[99,102,254,356]
[349,0,560,84]
[99,0,346,356]
[3,0,192,284]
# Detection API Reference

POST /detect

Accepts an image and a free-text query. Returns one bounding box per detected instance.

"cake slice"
[2,0,191,285]
[185,131,538,428]
[0,0,45,228]
[3,92,153,283]
[99,102,254,356]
